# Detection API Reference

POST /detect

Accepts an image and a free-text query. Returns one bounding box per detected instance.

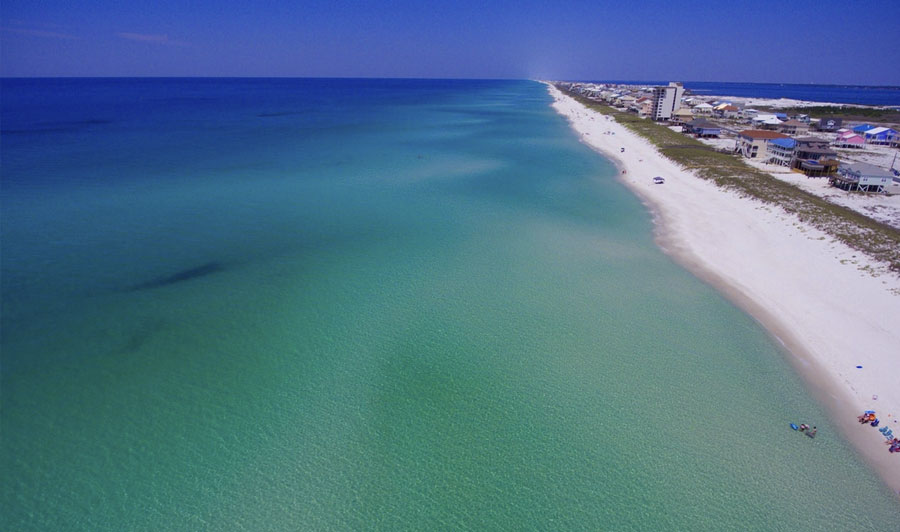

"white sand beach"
[547,85,900,494]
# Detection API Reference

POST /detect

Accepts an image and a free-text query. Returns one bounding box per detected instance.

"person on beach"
[799,424,808,432]
[807,427,817,438]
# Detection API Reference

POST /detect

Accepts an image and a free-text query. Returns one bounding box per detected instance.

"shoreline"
[545,83,900,497]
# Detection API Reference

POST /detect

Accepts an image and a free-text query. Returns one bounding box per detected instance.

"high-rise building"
[650,82,684,121]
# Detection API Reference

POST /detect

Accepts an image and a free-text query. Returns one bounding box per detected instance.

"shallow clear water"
[2,79,897,529]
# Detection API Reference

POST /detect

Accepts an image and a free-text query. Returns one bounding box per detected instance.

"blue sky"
[2,0,898,84]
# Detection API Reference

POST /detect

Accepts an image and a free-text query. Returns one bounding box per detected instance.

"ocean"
[2,78,897,529]
[587,80,900,106]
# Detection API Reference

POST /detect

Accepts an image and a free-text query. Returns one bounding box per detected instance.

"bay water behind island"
[2,78,897,529]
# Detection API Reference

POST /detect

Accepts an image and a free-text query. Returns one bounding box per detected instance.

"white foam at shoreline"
[546,84,900,496]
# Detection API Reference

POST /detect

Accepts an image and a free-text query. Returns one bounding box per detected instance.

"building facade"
[863,127,898,145]
[649,82,685,121]
[832,163,895,192]
[766,138,796,166]
[815,117,842,131]
[735,130,789,159]
[778,120,809,136]
[792,138,839,176]
[684,119,721,137]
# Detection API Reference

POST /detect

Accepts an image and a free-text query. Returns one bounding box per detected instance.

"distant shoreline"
[546,83,900,498]
[559,80,900,107]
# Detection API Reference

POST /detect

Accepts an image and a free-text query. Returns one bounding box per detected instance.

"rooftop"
[770,138,797,148]
[688,119,721,129]
[738,130,790,140]
[843,162,894,178]
[797,147,838,155]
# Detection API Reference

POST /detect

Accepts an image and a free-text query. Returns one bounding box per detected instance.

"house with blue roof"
[852,124,875,134]
[862,127,897,145]
[766,137,796,166]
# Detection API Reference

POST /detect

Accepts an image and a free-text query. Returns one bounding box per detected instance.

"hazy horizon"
[2,0,898,84]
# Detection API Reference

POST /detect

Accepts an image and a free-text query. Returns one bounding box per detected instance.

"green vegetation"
[557,85,900,273]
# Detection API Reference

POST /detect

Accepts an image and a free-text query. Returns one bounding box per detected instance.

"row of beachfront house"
[562,82,899,192]
[682,116,896,152]
[734,130,896,192]
[566,83,899,146]
[850,125,899,145]
[736,131,840,175]
[681,100,899,145]
[562,82,689,121]
[828,126,900,149]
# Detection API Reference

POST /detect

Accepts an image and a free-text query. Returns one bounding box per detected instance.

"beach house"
[778,119,809,136]
[719,105,741,119]
[852,124,875,135]
[694,102,713,115]
[815,117,843,131]
[671,108,695,125]
[616,95,636,108]
[793,137,831,150]
[712,103,734,117]
[792,137,839,177]
[735,130,789,159]
[834,131,865,149]
[831,162,895,192]
[635,97,653,117]
[862,127,898,145]
[766,137,796,166]
[684,119,721,138]
[752,114,783,130]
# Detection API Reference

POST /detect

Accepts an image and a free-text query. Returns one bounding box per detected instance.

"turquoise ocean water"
[2,79,898,529]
